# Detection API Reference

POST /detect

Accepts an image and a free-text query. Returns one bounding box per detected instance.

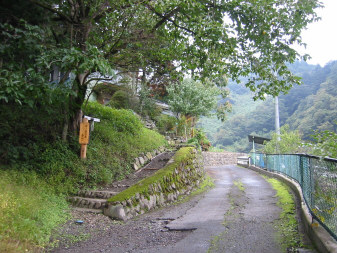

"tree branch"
[151,6,181,31]
[145,3,195,35]
[29,0,73,23]
[84,77,117,86]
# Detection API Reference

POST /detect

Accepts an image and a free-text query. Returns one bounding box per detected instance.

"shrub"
[0,84,71,164]
[188,129,211,151]
[84,102,143,135]
[263,125,302,154]
[155,114,177,134]
[108,90,130,109]
[309,124,337,158]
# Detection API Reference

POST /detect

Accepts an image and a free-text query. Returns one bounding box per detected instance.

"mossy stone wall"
[103,147,204,220]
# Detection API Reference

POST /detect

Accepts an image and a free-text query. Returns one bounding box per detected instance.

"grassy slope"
[0,102,167,251]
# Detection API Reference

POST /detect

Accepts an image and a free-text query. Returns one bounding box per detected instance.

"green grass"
[0,170,70,252]
[0,102,169,251]
[234,180,245,192]
[264,177,303,252]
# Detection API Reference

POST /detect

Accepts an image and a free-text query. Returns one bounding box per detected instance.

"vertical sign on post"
[79,118,90,159]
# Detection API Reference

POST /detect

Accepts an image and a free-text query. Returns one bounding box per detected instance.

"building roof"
[248,135,271,145]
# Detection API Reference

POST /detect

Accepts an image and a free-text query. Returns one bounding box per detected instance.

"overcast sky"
[296,0,337,66]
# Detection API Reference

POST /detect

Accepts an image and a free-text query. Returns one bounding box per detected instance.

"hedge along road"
[140,164,286,253]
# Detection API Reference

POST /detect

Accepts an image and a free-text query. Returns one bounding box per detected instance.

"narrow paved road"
[52,163,303,253]
[141,165,283,253]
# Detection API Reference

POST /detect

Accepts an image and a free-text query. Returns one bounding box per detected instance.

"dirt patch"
[48,191,204,253]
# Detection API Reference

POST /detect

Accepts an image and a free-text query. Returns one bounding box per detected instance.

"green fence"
[250,153,337,240]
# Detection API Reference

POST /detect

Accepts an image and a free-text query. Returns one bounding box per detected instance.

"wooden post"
[80,144,87,159]
[79,118,90,159]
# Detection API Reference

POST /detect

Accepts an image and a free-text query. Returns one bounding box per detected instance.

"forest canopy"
[0,0,322,159]
[198,61,337,153]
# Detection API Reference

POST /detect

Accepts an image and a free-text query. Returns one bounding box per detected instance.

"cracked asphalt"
[141,165,283,253]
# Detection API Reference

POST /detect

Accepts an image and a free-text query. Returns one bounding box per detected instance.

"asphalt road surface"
[140,165,284,253]
[52,164,315,253]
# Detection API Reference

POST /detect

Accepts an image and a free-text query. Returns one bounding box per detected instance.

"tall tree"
[1,0,322,140]
[167,78,221,118]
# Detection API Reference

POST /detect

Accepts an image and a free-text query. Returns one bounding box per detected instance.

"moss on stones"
[105,147,204,220]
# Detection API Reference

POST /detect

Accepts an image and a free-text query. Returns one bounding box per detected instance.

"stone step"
[68,196,107,209]
[77,190,119,199]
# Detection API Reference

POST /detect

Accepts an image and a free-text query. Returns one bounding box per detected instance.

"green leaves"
[0,68,48,107]
[0,0,323,146]
[167,78,220,118]
[3,0,323,100]
[263,125,303,154]
[310,124,337,158]
[84,102,143,135]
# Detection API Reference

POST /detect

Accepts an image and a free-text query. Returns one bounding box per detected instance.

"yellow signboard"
[79,120,90,145]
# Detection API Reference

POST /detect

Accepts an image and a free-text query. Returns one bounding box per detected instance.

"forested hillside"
[198,61,337,152]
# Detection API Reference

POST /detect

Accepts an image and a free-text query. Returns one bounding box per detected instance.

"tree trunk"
[61,117,69,142]
[66,73,88,139]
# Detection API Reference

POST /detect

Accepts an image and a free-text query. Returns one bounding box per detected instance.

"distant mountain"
[198,61,337,152]
[285,62,337,136]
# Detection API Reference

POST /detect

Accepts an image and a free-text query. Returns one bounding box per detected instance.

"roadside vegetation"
[265,177,304,252]
[0,171,69,253]
[0,102,167,251]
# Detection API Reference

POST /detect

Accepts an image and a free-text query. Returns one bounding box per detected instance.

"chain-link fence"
[250,153,337,240]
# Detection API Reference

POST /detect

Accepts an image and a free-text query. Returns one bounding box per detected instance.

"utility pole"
[275,96,281,141]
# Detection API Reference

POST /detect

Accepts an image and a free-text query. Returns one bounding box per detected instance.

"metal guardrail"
[250,153,337,241]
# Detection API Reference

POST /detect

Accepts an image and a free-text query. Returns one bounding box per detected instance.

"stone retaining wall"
[202,151,247,166]
[104,147,204,221]
[132,146,167,171]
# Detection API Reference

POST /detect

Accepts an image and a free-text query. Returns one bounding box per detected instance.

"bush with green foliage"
[208,146,225,152]
[84,102,143,135]
[167,78,220,118]
[263,125,302,154]
[0,82,72,164]
[108,90,130,109]
[309,124,337,158]
[188,129,211,151]
[155,114,177,134]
